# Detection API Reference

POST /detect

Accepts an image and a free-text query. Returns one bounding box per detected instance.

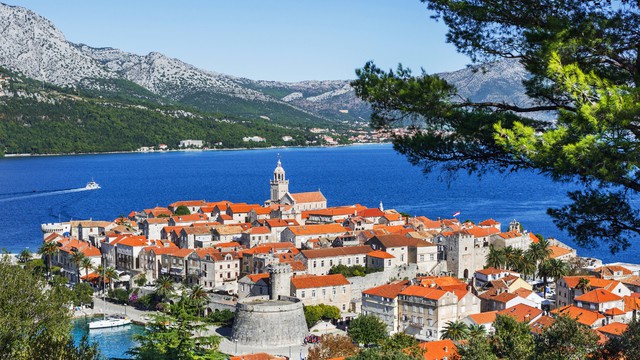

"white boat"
[85,180,100,190]
[89,314,131,330]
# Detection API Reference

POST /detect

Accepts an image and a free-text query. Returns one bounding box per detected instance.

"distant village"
[40,159,640,357]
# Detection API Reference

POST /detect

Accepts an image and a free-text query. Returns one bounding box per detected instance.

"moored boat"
[88,314,131,330]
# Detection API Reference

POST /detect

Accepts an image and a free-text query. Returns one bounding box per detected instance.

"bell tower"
[270,157,289,203]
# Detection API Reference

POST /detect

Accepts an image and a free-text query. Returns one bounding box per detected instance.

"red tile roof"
[575,288,622,303]
[399,285,449,300]
[367,250,395,259]
[362,281,409,299]
[551,305,605,326]
[300,245,373,259]
[418,339,457,360]
[467,311,498,325]
[290,191,326,203]
[598,322,628,337]
[530,315,555,334]
[479,219,500,226]
[498,304,542,323]
[548,245,573,259]
[246,273,270,283]
[290,274,350,289]
[288,223,348,236]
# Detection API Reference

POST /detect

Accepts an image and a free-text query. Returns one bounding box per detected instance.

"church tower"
[270,158,289,203]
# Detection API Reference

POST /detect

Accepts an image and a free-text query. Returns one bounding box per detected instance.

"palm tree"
[70,250,85,284]
[18,248,33,263]
[519,254,538,280]
[38,241,59,278]
[154,276,175,302]
[441,320,469,341]
[79,257,94,283]
[104,267,119,290]
[539,258,569,300]
[576,277,591,295]
[527,238,552,267]
[468,323,486,338]
[189,284,209,317]
[505,247,524,271]
[486,245,506,269]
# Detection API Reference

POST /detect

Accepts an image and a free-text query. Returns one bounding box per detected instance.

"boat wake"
[0,187,93,203]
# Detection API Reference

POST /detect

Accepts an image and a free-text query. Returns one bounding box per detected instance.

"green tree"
[352,0,640,255]
[17,248,32,263]
[0,257,101,359]
[128,301,223,360]
[527,238,552,270]
[599,317,640,360]
[174,205,191,216]
[73,282,94,307]
[154,276,175,303]
[38,240,59,278]
[135,273,147,287]
[79,257,94,283]
[71,250,85,284]
[379,332,420,353]
[188,284,209,317]
[348,314,388,346]
[486,245,506,269]
[304,304,341,328]
[575,277,592,295]
[491,314,535,360]
[441,320,470,341]
[308,334,359,360]
[538,258,568,299]
[468,323,487,338]
[104,267,119,290]
[534,315,599,360]
[456,333,498,360]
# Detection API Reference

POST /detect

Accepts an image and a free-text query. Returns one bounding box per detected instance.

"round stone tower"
[231,297,308,347]
[269,262,292,300]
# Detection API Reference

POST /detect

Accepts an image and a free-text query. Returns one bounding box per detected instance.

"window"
[419,255,424,262]
[312,290,316,297]
[313,261,317,268]
[333,287,336,295]
[342,304,346,311]
[428,308,433,315]
[301,291,305,298]
[430,254,435,261]
[330,260,333,266]
[348,258,351,265]
[321,260,324,267]
[355,257,359,264]
[343,286,346,294]
[322,289,326,296]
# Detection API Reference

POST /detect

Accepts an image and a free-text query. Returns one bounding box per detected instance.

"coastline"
[1,142,390,159]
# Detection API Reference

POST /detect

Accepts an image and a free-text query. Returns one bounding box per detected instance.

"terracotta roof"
[530,315,555,334]
[251,207,272,215]
[621,276,640,287]
[476,267,508,276]
[300,245,373,259]
[624,295,640,312]
[181,226,212,235]
[193,248,220,259]
[265,218,299,228]
[228,203,262,213]
[288,223,348,236]
[306,207,358,217]
[284,260,307,271]
[246,273,270,283]
[165,248,194,258]
[214,225,244,235]
[467,311,498,325]
[562,276,619,291]
[551,305,605,326]
[229,352,286,360]
[145,218,170,224]
[593,265,633,277]
[358,208,386,218]
[418,339,457,360]
[290,274,350,289]
[117,236,148,247]
[598,322,628,337]
[367,250,395,259]
[418,276,467,291]
[479,219,500,226]
[369,234,411,248]
[383,212,403,222]
[528,233,540,243]
[412,216,441,229]
[498,231,522,239]
[399,285,449,300]
[290,191,326,203]
[171,214,208,222]
[548,245,573,259]
[603,307,626,316]
[362,280,409,299]
[248,227,271,235]
[148,246,182,256]
[575,288,622,303]
[513,288,534,299]
[216,241,242,248]
[498,304,542,323]
[464,227,500,237]
[169,200,206,208]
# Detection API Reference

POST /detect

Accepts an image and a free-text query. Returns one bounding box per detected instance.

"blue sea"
[72,318,144,359]
[0,144,636,263]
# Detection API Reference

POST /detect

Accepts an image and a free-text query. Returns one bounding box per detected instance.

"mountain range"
[0,2,534,154]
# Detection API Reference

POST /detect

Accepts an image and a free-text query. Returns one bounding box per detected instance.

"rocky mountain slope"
[0,2,538,126]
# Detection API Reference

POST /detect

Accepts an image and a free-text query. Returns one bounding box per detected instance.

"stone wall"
[231,296,308,347]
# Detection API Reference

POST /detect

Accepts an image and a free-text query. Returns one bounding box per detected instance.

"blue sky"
[6,0,470,82]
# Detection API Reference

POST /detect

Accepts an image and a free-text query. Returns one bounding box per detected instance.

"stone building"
[361,280,410,334]
[290,273,352,312]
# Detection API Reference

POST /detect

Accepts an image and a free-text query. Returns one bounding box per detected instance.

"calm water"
[72,318,144,359]
[0,144,636,263]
